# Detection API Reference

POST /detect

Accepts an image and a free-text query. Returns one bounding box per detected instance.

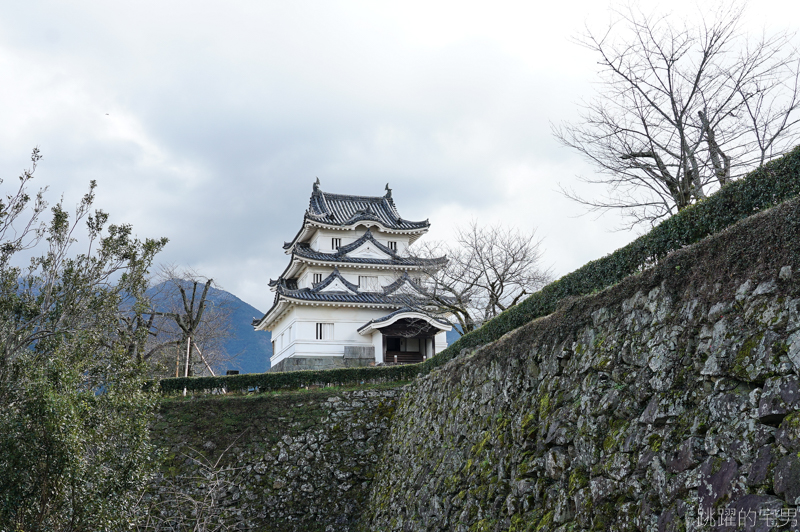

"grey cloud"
[1,0,724,310]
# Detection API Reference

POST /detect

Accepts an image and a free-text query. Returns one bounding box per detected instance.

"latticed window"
[315,323,333,340]
[331,238,341,250]
[358,275,379,291]
[313,273,323,284]
[388,241,397,251]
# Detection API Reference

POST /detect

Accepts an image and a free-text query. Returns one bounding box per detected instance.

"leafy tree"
[0,150,167,531]
[554,4,800,226]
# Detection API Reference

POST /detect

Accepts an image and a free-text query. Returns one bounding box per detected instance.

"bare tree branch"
[409,222,551,333]
[143,266,235,378]
[554,4,800,226]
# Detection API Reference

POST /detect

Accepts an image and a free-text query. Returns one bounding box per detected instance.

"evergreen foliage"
[159,364,419,394]
[0,151,166,531]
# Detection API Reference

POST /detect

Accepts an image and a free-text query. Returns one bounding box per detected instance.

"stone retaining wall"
[361,199,800,531]
[151,198,800,532]
[146,387,399,531]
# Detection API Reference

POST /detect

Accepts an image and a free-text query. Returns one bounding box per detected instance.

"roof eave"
[357,310,453,336]
[253,298,290,332]
[284,218,430,253]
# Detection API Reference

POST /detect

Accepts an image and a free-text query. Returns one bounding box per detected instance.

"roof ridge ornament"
[313,177,321,193]
[385,183,392,199]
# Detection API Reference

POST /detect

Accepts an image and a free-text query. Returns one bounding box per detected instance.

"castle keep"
[254,180,450,372]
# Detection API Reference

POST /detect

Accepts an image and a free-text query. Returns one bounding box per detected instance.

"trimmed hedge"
[420,145,800,371]
[159,363,421,395]
[160,145,800,395]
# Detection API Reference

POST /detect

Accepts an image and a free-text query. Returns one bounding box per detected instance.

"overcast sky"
[1,0,798,311]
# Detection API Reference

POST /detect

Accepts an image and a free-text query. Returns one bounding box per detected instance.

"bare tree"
[554,4,800,227]
[144,267,235,379]
[137,436,248,531]
[413,222,551,333]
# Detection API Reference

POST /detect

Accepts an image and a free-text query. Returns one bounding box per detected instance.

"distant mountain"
[147,282,271,375]
[212,290,272,374]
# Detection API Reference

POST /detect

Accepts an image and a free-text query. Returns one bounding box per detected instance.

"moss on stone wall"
[360,196,800,531]
[149,195,800,531]
[145,385,403,531]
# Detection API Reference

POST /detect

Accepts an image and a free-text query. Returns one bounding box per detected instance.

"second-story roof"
[293,229,446,268]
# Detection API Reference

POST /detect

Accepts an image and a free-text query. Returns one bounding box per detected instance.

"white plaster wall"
[435,331,448,354]
[269,306,395,366]
[298,266,411,292]
[372,332,383,364]
[268,306,450,366]
[308,227,412,254]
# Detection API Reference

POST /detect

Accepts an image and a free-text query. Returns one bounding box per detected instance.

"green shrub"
[159,364,421,395]
[160,145,800,394]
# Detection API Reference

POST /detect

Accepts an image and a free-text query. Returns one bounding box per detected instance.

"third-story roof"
[283,181,430,250]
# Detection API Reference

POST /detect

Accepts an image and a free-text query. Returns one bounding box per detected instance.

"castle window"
[358,275,379,291]
[388,241,397,251]
[313,273,323,284]
[316,323,334,340]
[331,238,341,250]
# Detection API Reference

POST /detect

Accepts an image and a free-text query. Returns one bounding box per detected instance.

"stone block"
[773,454,800,504]
[343,346,375,359]
[758,376,800,424]
[776,413,800,451]
[667,437,703,473]
[271,356,346,372]
[746,445,776,487]
[698,457,740,510]
[545,447,569,480]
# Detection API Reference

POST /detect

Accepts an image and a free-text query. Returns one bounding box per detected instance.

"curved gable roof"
[283,182,430,250]
[292,229,446,268]
[307,184,429,230]
[356,307,452,335]
[313,268,360,293]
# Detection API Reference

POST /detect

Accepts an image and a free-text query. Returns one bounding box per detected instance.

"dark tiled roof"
[307,183,429,230]
[356,307,451,333]
[381,272,426,295]
[254,271,455,329]
[313,268,360,293]
[293,229,446,267]
[268,278,297,289]
[282,183,430,250]
[271,269,425,306]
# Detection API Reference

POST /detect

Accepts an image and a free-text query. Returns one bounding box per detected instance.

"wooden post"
[183,337,191,396]
[193,343,216,376]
